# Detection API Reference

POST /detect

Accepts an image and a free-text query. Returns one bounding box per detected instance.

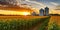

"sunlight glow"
[0,10,31,15]
[22,12,30,15]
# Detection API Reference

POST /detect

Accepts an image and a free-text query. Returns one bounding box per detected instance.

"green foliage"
[38,17,50,30]
[48,22,59,30]
[0,17,50,30]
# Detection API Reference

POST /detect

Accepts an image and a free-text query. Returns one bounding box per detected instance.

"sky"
[0,0,60,15]
[19,0,60,14]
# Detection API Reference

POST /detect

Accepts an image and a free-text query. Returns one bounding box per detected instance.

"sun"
[22,12,31,16]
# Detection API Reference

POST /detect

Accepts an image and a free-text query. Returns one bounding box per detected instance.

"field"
[49,16,60,26]
[0,16,60,30]
[48,16,60,30]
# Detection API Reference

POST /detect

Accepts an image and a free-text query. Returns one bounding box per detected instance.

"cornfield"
[0,16,50,30]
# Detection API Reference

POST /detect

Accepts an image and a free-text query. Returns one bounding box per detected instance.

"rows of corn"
[0,16,52,30]
[48,16,60,30]
[48,21,60,30]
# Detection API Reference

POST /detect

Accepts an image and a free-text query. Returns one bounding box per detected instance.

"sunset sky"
[21,0,60,14]
[0,0,60,15]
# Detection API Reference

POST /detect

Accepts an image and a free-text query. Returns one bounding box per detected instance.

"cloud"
[25,0,29,1]
[24,0,46,9]
[25,0,45,7]
[55,5,60,10]
[50,2,59,6]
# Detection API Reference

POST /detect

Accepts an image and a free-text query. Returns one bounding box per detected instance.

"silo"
[39,8,44,16]
[45,7,49,16]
